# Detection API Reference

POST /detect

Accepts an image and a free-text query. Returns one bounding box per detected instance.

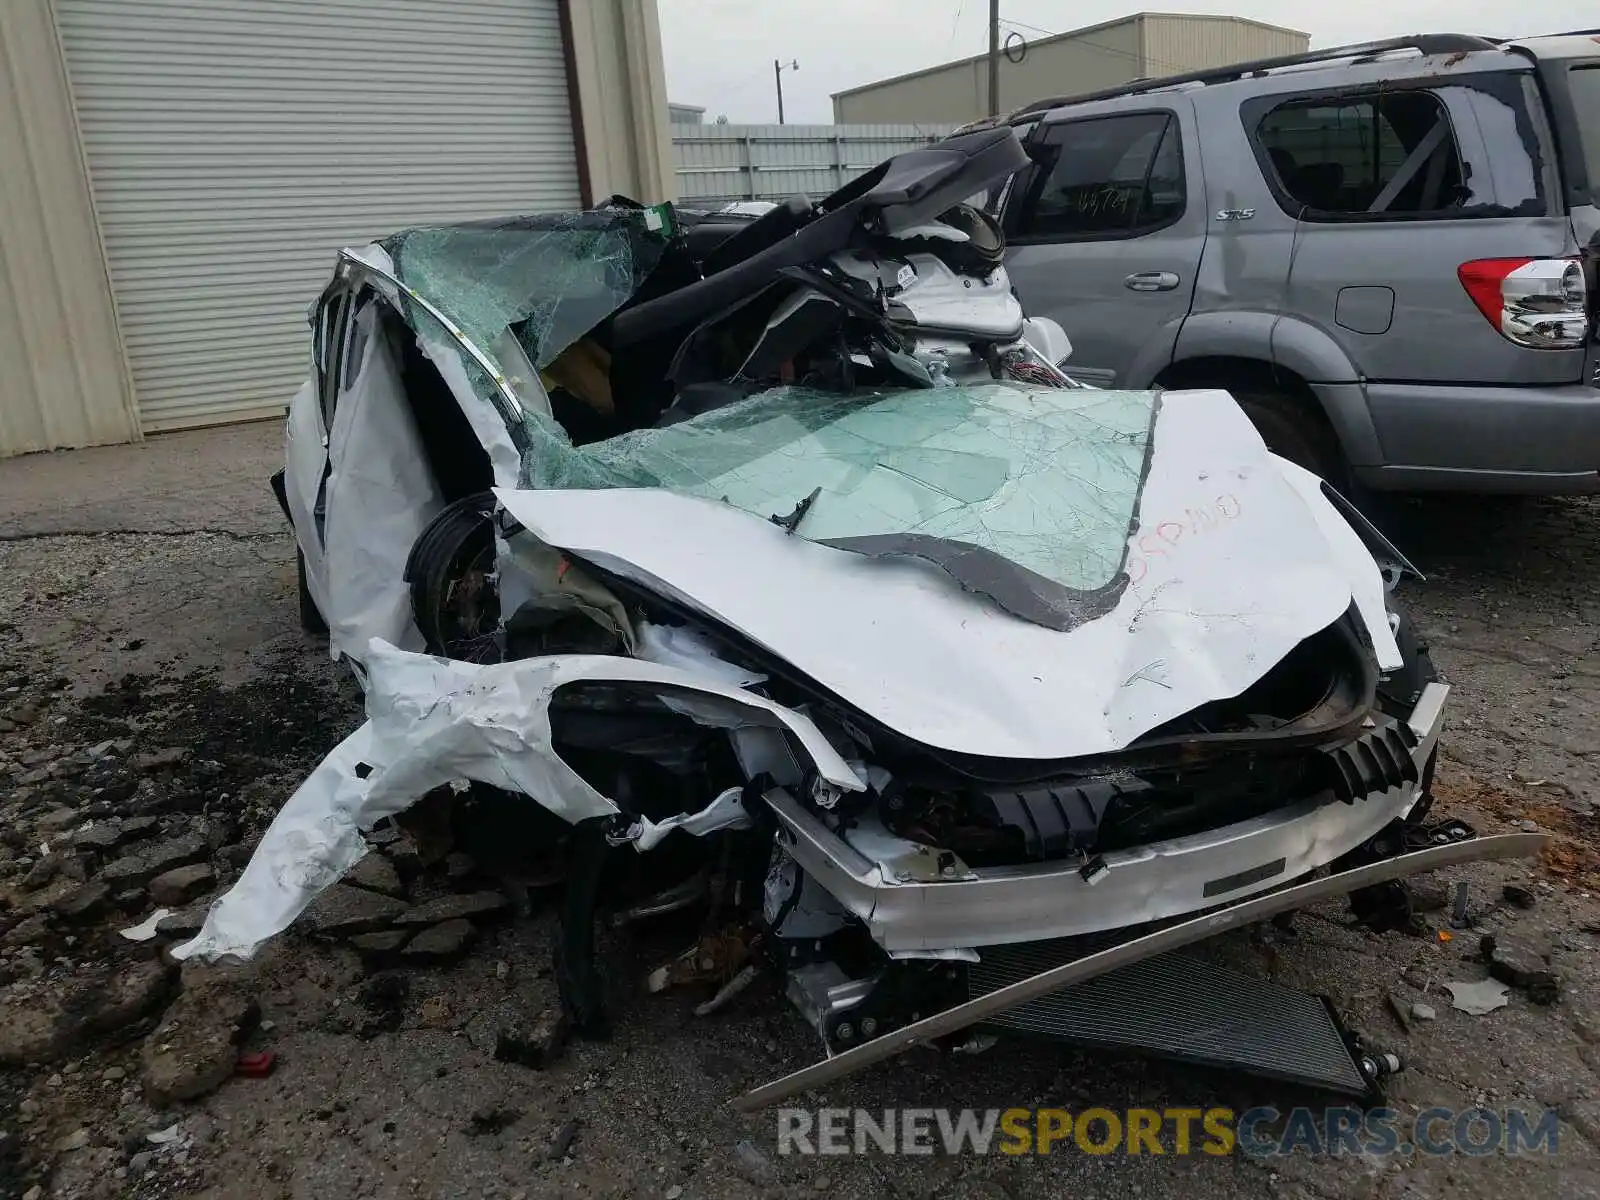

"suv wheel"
[1233,389,1346,486]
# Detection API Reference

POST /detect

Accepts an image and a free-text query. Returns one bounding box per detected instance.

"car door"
[283,280,357,620]
[1002,99,1205,388]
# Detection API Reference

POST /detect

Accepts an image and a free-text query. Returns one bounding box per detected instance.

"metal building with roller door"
[0,0,675,455]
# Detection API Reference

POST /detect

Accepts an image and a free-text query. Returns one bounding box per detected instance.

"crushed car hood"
[498,386,1402,762]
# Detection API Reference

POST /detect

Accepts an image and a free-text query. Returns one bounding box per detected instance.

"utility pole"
[988,0,1001,116]
[774,58,798,124]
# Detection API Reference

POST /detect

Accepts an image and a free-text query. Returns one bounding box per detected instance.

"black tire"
[296,549,328,638]
[405,492,501,662]
[1233,389,1347,488]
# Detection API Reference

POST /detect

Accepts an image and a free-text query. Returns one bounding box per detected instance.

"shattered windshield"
[525,382,1159,616]
[382,212,668,370]
[366,208,1159,628]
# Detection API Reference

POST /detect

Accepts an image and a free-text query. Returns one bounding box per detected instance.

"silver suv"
[998,33,1600,492]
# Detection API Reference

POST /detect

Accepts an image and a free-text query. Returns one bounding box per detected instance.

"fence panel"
[673,123,958,206]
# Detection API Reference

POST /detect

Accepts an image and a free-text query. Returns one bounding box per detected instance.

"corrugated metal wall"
[674,124,957,206]
[53,0,583,433]
[833,19,1143,125]
[1139,14,1308,77]
[832,15,1310,125]
[0,0,137,456]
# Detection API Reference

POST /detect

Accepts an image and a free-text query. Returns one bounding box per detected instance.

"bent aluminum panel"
[734,831,1548,1111]
[769,683,1449,951]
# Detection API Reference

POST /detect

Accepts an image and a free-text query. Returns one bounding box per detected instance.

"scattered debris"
[1446,978,1511,1016]
[1503,883,1537,910]
[1386,992,1413,1033]
[418,995,453,1028]
[235,1050,277,1078]
[119,909,175,942]
[733,1139,774,1183]
[548,1117,581,1160]
[494,1009,570,1070]
[467,1107,523,1137]
[356,971,411,1036]
[1408,877,1450,914]
[694,963,761,1017]
[1480,934,1560,1004]
[1411,1003,1437,1021]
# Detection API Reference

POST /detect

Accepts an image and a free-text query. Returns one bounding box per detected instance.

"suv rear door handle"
[1124,271,1181,292]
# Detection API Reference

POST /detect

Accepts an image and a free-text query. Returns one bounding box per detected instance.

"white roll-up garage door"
[54,0,583,432]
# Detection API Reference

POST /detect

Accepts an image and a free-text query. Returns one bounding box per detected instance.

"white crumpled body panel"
[173,640,863,962]
[496,390,1402,762]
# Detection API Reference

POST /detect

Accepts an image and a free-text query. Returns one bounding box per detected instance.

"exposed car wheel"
[296,549,328,638]
[406,492,502,663]
[1233,389,1347,487]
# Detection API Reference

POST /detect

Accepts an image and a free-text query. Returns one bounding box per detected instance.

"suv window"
[1568,66,1600,204]
[1254,91,1466,218]
[1012,112,1184,240]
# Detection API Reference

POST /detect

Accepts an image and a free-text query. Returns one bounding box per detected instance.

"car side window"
[1253,90,1467,218]
[312,290,351,433]
[1011,112,1184,241]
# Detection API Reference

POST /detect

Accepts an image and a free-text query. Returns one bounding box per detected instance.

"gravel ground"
[2,424,1599,1199]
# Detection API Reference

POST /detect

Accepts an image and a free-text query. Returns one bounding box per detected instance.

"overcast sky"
[656,1,1595,123]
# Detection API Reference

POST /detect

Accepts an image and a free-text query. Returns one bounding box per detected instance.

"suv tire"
[1233,389,1347,487]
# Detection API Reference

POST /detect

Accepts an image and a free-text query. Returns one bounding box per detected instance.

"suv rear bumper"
[1351,380,1600,493]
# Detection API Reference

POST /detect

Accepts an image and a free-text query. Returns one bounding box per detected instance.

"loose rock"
[101,835,207,890]
[345,852,403,897]
[395,890,511,928]
[1502,884,1537,910]
[141,965,259,1105]
[154,906,207,940]
[494,1009,570,1070]
[147,862,215,907]
[401,918,477,965]
[1481,934,1560,1004]
[20,854,60,891]
[0,957,174,1066]
[53,880,111,925]
[302,884,408,938]
[349,929,410,967]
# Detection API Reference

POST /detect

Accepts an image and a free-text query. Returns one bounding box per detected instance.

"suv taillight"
[1458,257,1588,350]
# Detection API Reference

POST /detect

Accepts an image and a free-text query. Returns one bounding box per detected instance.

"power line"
[997,16,1196,75]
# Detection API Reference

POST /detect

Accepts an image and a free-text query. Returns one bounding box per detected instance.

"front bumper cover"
[768,682,1450,952]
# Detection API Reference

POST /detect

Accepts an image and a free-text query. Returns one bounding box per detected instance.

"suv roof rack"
[1011,34,1501,122]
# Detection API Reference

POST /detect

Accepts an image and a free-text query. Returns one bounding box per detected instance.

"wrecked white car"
[181,128,1541,1103]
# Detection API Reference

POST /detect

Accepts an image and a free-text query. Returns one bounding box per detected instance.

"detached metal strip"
[335,249,527,436]
[733,832,1546,1111]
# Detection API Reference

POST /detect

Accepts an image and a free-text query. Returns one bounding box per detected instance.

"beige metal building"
[833,12,1309,125]
[0,0,676,457]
